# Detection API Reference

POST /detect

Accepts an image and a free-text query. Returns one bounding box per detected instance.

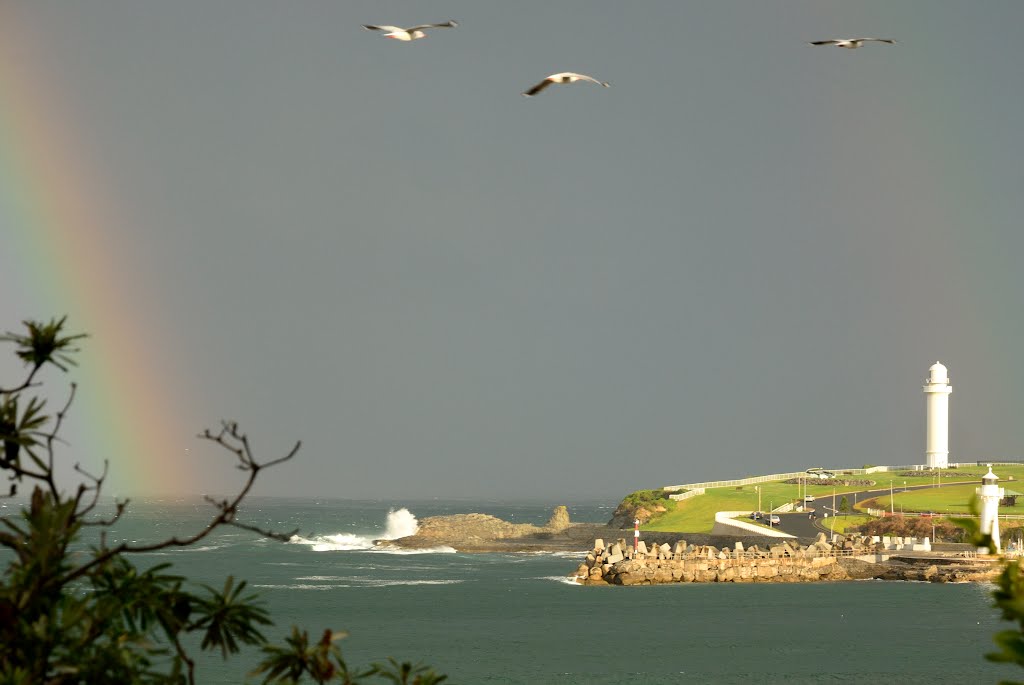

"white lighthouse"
[977,465,1003,554]
[923,361,952,468]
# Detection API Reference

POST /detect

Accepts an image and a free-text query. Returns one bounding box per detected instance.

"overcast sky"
[2,1,1023,501]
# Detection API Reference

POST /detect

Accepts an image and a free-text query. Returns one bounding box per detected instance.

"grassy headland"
[620,464,1024,534]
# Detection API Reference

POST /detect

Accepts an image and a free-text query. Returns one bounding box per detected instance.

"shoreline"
[381,505,1003,584]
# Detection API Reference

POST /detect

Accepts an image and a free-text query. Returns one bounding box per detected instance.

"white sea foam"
[299,573,354,581]
[254,583,342,591]
[254,578,463,590]
[536,575,583,586]
[289,508,422,552]
[361,579,464,587]
[295,576,463,586]
[369,545,456,555]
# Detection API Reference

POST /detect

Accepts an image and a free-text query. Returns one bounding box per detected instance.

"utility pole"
[830,488,836,540]
[890,480,894,514]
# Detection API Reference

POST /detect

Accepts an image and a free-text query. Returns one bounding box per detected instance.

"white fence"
[663,465,932,494]
[667,488,705,502]
[664,472,819,493]
[664,463,1007,505]
[867,508,1024,520]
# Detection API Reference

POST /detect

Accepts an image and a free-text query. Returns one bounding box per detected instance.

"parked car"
[803,495,816,503]
[749,511,763,520]
[765,514,781,525]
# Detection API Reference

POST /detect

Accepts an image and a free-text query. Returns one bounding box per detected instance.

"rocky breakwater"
[573,534,851,585]
[571,532,1002,585]
[385,506,611,553]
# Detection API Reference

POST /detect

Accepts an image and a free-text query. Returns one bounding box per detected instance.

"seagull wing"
[522,78,554,97]
[808,40,840,46]
[571,73,609,87]
[407,21,458,31]
[363,25,404,33]
[854,38,896,44]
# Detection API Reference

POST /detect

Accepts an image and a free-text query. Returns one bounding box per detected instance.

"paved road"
[766,482,975,540]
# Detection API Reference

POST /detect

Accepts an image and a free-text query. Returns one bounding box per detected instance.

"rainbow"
[0,10,191,496]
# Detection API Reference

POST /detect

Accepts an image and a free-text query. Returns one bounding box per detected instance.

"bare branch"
[40,383,77,499]
[81,501,128,528]
[59,425,302,586]
[73,459,115,521]
[226,520,299,542]
[0,366,44,395]
[0,457,49,483]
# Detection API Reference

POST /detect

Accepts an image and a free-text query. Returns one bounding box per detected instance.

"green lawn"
[864,482,1024,515]
[818,515,873,534]
[645,482,811,533]
[858,484,975,514]
[642,465,1024,533]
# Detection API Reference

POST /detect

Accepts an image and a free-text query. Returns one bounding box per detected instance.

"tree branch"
[0,365,43,395]
[58,423,302,586]
[40,383,77,499]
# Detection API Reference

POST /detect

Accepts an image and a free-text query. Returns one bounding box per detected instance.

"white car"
[765,514,781,525]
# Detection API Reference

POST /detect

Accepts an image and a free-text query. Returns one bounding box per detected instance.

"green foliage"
[372,658,447,685]
[0,394,50,480]
[0,315,87,374]
[253,627,360,684]
[942,496,1024,683]
[855,514,966,543]
[0,317,447,684]
[987,560,1024,685]
[839,496,849,514]
[193,576,272,658]
[621,489,669,508]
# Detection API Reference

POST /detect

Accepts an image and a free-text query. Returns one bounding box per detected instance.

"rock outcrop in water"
[384,506,606,552]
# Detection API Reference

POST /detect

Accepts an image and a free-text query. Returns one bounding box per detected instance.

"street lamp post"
[890,481,894,514]
[756,485,761,514]
[830,487,836,540]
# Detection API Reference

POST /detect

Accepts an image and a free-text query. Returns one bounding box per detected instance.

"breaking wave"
[289,507,429,552]
[536,575,583,586]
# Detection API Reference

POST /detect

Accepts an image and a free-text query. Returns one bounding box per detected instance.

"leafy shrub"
[621,489,670,509]
[1,317,447,684]
[854,514,966,543]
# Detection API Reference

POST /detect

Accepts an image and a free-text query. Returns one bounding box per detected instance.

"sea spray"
[384,507,419,539]
[289,507,420,552]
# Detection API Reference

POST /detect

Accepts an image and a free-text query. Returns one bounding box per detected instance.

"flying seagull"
[362,21,458,41]
[522,72,610,97]
[808,38,895,49]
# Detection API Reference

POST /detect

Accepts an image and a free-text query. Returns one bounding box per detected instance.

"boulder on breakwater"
[570,532,1000,585]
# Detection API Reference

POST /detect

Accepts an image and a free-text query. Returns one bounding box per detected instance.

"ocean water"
[44,498,1022,683]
